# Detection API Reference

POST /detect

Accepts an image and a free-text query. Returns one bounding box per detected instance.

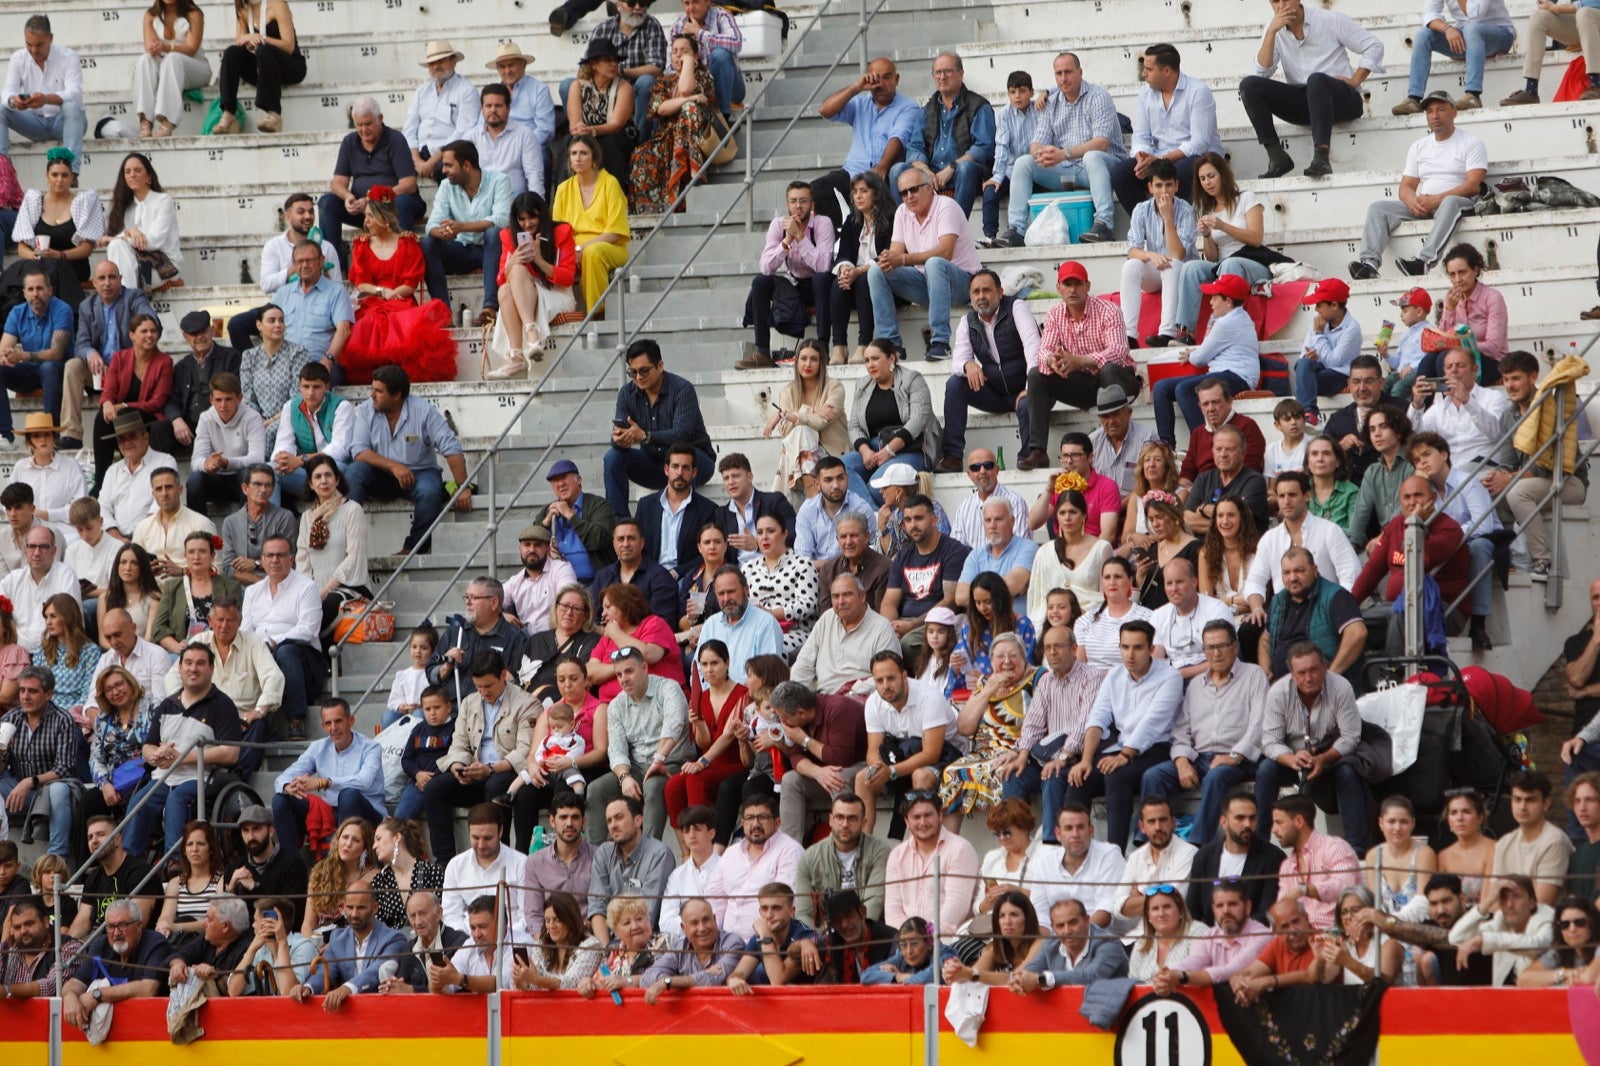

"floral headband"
[1051,470,1087,495]
[1142,489,1179,507]
[367,185,396,204]
[45,146,75,168]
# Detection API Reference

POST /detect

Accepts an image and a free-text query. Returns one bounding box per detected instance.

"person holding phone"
[228,896,316,996]
[484,191,577,381]
[385,891,467,994]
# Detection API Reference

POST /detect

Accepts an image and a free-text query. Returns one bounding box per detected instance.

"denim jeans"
[706,47,746,116]
[422,229,501,309]
[0,104,87,169]
[1293,359,1349,413]
[274,467,310,508]
[842,437,925,506]
[981,178,1008,239]
[1059,742,1172,850]
[269,640,326,724]
[394,782,426,820]
[345,462,447,553]
[0,774,73,855]
[1154,369,1250,446]
[1407,22,1515,97]
[1253,755,1374,855]
[0,358,65,436]
[942,372,1029,459]
[998,760,1071,845]
[866,259,972,348]
[1140,754,1254,847]
[122,778,199,858]
[1174,257,1271,333]
[273,788,385,853]
[1008,150,1116,231]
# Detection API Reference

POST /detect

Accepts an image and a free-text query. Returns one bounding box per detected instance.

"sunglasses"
[1558,918,1591,930]
[1442,787,1479,800]
[609,647,644,664]
[1212,876,1244,888]
[904,789,938,805]
[968,461,997,472]
[1143,884,1178,897]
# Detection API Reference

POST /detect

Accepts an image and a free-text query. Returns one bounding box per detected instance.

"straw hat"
[420,40,465,65]
[20,411,63,437]
[486,41,536,69]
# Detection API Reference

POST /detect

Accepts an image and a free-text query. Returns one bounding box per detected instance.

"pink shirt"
[1178,918,1273,982]
[884,828,981,934]
[1044,470,1123,538]
[1437,281,1507,361]
[890,195,982,274]
[706,831,806,938]
[1038,297,1135,372]
[1277,831,1361,929]
[591,615,685,701]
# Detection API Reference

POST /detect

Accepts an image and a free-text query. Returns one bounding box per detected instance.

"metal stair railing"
[328,0,892,710]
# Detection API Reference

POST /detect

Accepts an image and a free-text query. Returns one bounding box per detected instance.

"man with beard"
[635,445,725,579]
[707,794,804,938]
[1157,881,1272,990]
[954,497,1035,615]
[403,41,477,182]
[61,898,174,1032]
[779,691,871,859]
[1,894,82,997]
[696,566,783,682]
[1355,873,1491,985]
[1227,897,1321,1004]
[168,895,253,994]
[226,195,342,351]
[948,444,1029,543]
[1270,793,1361,927]
[640,897,745,1000]
[586,795,675,937]
[433,895,521,993]
[420,140,510,322]
[69,816,152,938]
[292,884,409,1008]
[881,495,969,644]
[521,793,594,936]
[466,83,543,197]
[937,272,1039,472]
[538,460,614,584]
[1111,796,1198,937]
[1185,791,1283,924]
[795,457,878,563]
[589,520,680,625]
[503,524,576,636]
[737,183,835,370]
[810,889,895,983]
[223,803,309,905]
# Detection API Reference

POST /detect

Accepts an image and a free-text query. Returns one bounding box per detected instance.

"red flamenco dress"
[341,233,458,384]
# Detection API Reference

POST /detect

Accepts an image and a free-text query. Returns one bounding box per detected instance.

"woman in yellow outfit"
[552,134,631,315]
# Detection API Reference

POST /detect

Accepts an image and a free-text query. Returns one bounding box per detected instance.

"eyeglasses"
[1061,451,1088,461]
[105,920,136,931]
[742,813,774,823]
[993,827,1017,839]
[464,594,493,602]
[967,461,996,472]
[556,602,586,613]
[1202,642,1234,653]
[1212,876,1243,888]
[1558,918,1592,930]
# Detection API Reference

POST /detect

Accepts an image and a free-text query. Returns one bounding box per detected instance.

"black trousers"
[749,272,831,354]
[828,276,874,346]
[422,769,517,861]
[1024,364,1139,451]
[809,169,854,230]
[1110,155,1198,214]
[1239,72,1364,149]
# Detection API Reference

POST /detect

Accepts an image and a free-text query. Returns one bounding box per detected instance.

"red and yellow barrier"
[1,985,1584,1064]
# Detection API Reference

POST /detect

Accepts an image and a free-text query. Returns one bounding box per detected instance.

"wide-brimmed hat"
[20,411,63,436]
[100,410,149,441]
[1095,383,1133,416]
[420,39,465,65]
[583,37,622,63]
[486,42,536,69]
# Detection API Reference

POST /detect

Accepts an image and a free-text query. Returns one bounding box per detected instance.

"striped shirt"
[1016,660,1106,759]
[1073,604,1153,671]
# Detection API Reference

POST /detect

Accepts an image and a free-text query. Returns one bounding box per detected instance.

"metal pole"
[859,0,868,72]
[1547,389,1567,610]
[1403,514,1423,660]
[486,455,498,584]
[329,644,341,701]
[931,854,943,988]
[744,120,755,233]
[196,744,206,827]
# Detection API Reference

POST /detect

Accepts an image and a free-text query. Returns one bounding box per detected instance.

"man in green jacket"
[794,793,892,926]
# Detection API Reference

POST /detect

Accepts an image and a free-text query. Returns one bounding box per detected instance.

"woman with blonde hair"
[342,188,456,384]
[33,593,100,727]
[1121,441,1180,552]
[86,665,153,821]
[762,338,846,495]
[523,583,600,702]
[302,816,375,936]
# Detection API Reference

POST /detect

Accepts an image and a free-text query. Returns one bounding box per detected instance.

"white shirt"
[442,843,530,938]
[659,853,721,938]
[1151,594,1235,671]
[403,72,478,155]
[950,302,1041,377]
[242,569,322,651]
[85,637,174,714]
[1110,839,1199,936]
[65,532,119,592]
[1242,513,1362,602]
[9,453,87,524]
[1403,129,1487,197]
[1032,841,1127,924]
[1414,385,1512,464]
[1,44,84,119]
[272,397,356,466]
[503,561,578,635]
[446,938,522,990]
[1420,0,1512,33]
[707,832,805,939]
[1205,191,1262,261]
[100,448,178,535]
[0,561,79,651]
[1252,5,1385,84]
[258,233,343,296]
[132,507,217,570]
[864,678,958,740]
[950,485,1030,550]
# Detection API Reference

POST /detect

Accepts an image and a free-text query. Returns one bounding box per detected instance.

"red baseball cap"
[1392,287,1433,312]
[1200,274,1250,301]
[1057,261,1089,284]
[1301,277,1351,305]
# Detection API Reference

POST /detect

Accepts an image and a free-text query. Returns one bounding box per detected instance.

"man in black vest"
[935,270,1039,472]
[890,52,994,218]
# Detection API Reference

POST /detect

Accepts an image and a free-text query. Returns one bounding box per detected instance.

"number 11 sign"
[1113,993,1212,1066]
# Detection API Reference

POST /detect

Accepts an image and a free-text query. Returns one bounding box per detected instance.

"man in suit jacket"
[634,444,729,579]
[717,452,796,564]
[1185,790,1284,924]
[153,309,243,456]
[1011,897,1129,992]
[61,260,155,448]
[421,648,538,860]
[291,885,409,1010]
[391,889,469,993]
[1319,355,1404,484]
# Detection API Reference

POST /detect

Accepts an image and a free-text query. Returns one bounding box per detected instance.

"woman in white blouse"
[99,152,182,290]
[826,172,894,365]
[973,798,1042,925]
[1027,488,1110,630]
[295,453,371,638]
[1126,885,1206,981]
[10,412,87,527]
[1171,153,1267,345]
[12,149,103,292]
[133,0,210,137]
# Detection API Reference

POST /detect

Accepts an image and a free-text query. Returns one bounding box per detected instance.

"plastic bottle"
[1375,319,1394,354]
[529,825,545,854]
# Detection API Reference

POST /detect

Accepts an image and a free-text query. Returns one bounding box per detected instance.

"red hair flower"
[0,596,13,616]
[210,535,224,551]
[367,185,396,204]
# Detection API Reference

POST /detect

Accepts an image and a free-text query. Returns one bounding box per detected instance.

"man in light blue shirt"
[1119,157,1197,347]
[1062,619,1183,849]
[1111,45,1222,213]
[696,566,784,682]
[469,84,544,197]
[277,240,354,382]
[270,698,387,852]
[345,364,471,555]
[403,40,478,180]
[423,139,512,325]
[0,266,72,442]
[810,58,923,228]
[956,497,1037,618]
[1293,277,1364,422]
[795,457,878,562]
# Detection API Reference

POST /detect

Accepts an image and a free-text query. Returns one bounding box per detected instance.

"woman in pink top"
[586,582,685,702]
[1422,242,1507,384]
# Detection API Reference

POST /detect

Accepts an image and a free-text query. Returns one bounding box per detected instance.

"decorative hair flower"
[367,185,396,204]
[210,534,225,552]
[45,146,75,168]
[0,595,13,616]
[1142,489,1179,508]
[1052,470,1087,496]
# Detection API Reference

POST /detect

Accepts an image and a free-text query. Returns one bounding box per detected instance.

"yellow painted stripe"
[61,1037,484,1066]
[932,1031,1249,1066]
[504,1032,912,1066]
[1376,1035,1584,1065]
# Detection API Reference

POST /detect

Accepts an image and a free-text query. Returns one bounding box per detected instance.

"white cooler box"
[736,10,787,59]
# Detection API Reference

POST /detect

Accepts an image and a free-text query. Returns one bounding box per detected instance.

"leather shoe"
[1016,448,1050,471]
[932,456,963,474]
[472,307,497,328]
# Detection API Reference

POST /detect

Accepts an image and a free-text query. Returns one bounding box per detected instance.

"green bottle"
[997,447,1006,471]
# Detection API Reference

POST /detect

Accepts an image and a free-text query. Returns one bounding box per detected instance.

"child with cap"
[1294,276,1362,425]
[1151,272,1260,446]
[1382,287,1432,399]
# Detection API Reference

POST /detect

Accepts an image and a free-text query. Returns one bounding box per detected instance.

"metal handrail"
[328,0,889,712]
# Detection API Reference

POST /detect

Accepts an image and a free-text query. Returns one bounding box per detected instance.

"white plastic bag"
[1023,203,1070,248]
[1357,683,1427,775]
[998,265,1046,300]
[375,713,422,807]
[943,982,990,1047]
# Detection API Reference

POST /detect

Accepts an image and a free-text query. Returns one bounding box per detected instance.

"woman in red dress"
[341,186,457,384]
[484,190,578,380]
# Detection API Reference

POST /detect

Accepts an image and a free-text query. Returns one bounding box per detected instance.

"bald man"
[1350,474,1467,653]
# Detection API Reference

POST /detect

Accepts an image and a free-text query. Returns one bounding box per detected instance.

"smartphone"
[612,418,630,429]
[430,951,447,967]
[1420,377,1447,388]
[261,908,278,922]
[516,231,534,246]
[513,947,530,966]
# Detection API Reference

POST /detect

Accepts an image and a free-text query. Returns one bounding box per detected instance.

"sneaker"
[288,719,307,742]
[1348,260,1379,281]
[548,7,571,34]
[932,456,963,473]
[1499,89,1539,106]
[1390,97,1423,116]
[734,344,777,370]
[1455,92,1482,110]
[1077,221,1114,244]
[975,235,996,249]
[1531,561,1551,582]
[1016,448,1050,471]
[1303,409,1321,427]
[993,227,1026,249]
[926,342,951,361]
[1394,256,1427,277]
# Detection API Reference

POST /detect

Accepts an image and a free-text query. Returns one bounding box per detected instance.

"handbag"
[111,757,148,796]
[1231,243,1295,267]
[332,599,396,644]
[697,110,738,167]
